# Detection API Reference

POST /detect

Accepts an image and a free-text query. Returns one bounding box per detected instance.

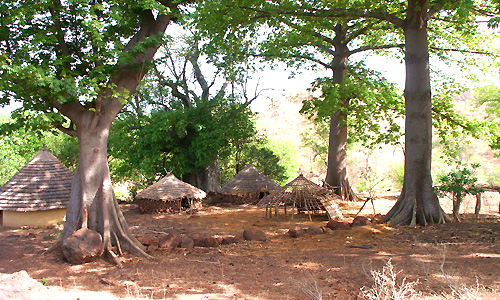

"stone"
[304,226,324,235]
[137,234,158,246]
[371,214,386,224]
[288,226,305,238]
[221,236,236,245]
[352,216,370,227]
[243,228,267,241]
[194,236,219,248]
[234,233,245,243]
[179,237,195,249]
[326,220,351,230]
[61,228,103,265]
[158,231,182,249]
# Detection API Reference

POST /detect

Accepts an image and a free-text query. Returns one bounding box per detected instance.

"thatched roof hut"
[219,164,281,204]
[0,147,73,227]
[258,174,343,221]
[135,173,206,213]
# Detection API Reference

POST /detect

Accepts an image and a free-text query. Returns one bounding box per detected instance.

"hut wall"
[2,208,66,227]
[137,199,202,214]
[220,191,264,205]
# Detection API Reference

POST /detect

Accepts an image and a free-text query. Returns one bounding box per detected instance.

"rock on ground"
[0,270,120,300]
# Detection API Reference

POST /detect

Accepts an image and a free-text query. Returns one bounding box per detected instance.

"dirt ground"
[1,192,500,300]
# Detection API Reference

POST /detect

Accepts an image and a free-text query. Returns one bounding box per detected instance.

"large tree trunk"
[47,10,174,263]
[385,0,448,226]
[57,112,148,260]
[324,31,357,201]
[183,159,221,192]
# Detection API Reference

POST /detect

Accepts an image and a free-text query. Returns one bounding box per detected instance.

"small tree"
[434,163,485,222]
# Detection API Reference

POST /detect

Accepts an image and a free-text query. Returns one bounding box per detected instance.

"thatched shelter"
[0,147,73,227]
[258,174,343,221]
[135,173,206,213]
[219,164,281,204]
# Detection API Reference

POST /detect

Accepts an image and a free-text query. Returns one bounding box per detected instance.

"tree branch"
[188,53,210,101]
[429,46,499,56]
[241,6,405,28]
[348,43,405,56]
[154,66,191,108]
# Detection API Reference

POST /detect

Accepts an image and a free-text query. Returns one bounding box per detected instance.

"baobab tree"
[0,0,185,263]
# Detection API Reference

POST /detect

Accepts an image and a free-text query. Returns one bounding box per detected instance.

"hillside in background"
[252,91,500,194]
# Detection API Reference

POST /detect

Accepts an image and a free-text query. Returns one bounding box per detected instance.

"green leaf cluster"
[0,0,177,113]
[108,99,259,185]
[300,62,405,149]
[434,163,485,198]
[0,114,78,185]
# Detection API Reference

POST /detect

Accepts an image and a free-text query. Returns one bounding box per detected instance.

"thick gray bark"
[183,159,221,192]
[385,0,448,226]
[58,113,149,259]
[324,30,357,201]
[48,10,174,262]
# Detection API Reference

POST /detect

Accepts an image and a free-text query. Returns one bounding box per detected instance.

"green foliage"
[0,115,44,185]
[0,0,181,133]
[386,163,404,191]
[218,135,291,185]
[434,163,485,201]
[109,99,261,185]
[265,137,301,184]
[475,85,500,120]
[192,0,406,71]
[434,162,485,221]
[300,62,405,149]
[301,122,329,172]
[0,114,78,184]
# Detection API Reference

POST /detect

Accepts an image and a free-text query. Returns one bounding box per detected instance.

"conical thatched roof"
[0,147,73,212]
[136,173,206,201]
[219,164,281,195]
[258,174,342,220]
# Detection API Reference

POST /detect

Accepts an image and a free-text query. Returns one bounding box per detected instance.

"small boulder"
[61,228,103,265]
[179,237,195,249]
[305,226,324,235]
[352,216,370,227]
[326,220,351,230]
[195,236,219,248]
[243,228,267,241]
[371,214,385,224]
[221,236,236,245]
[234,233,245,243]
[137,235,158,246]
[288,226,305,238]
[158,231,182,249]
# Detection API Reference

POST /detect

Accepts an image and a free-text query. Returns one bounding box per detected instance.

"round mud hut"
[135,173,206,213]
[258,174,343,221]
[218,164,281,204]
[0,147,73,227]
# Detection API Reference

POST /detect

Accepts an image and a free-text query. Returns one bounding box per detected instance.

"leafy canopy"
[301,62,405,149]
[0,0,178,129]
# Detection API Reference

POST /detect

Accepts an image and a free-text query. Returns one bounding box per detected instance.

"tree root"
[106,249,123,269]
[44,240,62,255]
